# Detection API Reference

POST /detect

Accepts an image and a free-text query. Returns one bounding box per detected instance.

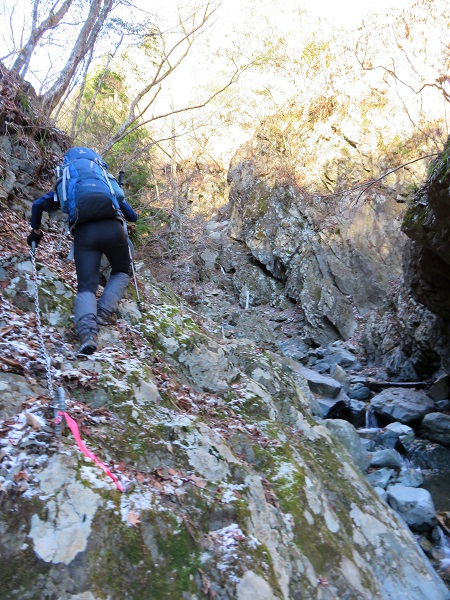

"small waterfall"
[365,405,379,430]
[437,527,450,569]
[245,289,250,310]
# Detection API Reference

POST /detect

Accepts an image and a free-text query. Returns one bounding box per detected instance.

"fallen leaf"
[168,467,176,476]
[127,511,141,527]
[13,471,29,482]
[189,474,207,489]
[1,356,22,369]
[0,325,14,337]
[25,413,41,431]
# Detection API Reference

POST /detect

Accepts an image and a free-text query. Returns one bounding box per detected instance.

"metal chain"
[30,244,55,400]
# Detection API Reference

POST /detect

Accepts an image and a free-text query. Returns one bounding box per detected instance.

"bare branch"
[39,0,116,114]
[103,1,219,148]
[101,63,244,155]
[11,0,74,77]
[351,153,439,205]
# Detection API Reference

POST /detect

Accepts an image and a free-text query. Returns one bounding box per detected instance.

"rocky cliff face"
[225,127,450,379]
[1,67,449,599]
[401,140,450,320]
[227,136,406,347]
[1,214,449,600]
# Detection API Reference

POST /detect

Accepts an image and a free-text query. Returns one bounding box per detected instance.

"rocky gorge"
[1,64,450,599]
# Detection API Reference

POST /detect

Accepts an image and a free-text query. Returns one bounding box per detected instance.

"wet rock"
[360,438,376,452]
[369,449,404,470]
[387,484,437,532]
[385,422,416,445]
[278,337,308,362]
[366,468,396,489]
[396,468,424,488]
[419,412,450,448]
[323,418,370,471]
[315,394,349,420]
[373,428,400,450]
[402,438,450,472]
[290,364,342,397]
[346,397,367,429]
[320,342,361,370]
[331,363,350,392]
[428,374,450,402]
[370,388,436,424]
[436,399,450,412]
[349,383,372,401]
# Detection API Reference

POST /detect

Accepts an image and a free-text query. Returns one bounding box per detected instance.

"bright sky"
[300,0,409,24]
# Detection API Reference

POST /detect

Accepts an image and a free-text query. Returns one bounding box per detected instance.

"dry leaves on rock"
[127,511,141,527]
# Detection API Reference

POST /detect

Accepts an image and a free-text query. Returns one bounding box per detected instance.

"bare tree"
[38,0,116,114]
[100,1,223,154]
[11,0,74,78]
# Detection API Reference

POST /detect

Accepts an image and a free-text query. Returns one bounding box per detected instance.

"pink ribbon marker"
[59,411,124,492]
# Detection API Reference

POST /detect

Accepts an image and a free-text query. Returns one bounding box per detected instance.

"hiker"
[26,147,138,355]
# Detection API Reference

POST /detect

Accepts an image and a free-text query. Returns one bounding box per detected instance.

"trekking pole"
[118,171,142,310]
[127,232,142,310]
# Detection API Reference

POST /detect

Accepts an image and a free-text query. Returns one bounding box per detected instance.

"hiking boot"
[97,308,117,326]
[78,333,98,355]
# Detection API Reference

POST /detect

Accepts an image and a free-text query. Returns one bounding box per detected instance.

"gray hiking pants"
[72,219,131,338]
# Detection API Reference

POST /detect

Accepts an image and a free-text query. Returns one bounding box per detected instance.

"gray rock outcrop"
[402,140,450,320]
[370,388,436,424]
[227,136,405,347]
[387,484,437,532]
[419,412,450,447]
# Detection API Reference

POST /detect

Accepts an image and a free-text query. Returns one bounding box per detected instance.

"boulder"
[324,419,370,471]
[349,383,372,401]
[385,422,416,445]
[402,438,450,472]
[374,487,388,502]
[369,449,404,470]
[314,389,349,420]
[370,388,436,424]
[396,468,424,488]
[331,363,350,392]
[291,364,342,397]
[346,397,367,429]
[387,484,437,532]
[419,412,450,447]
[366,468,396,489]
[428,374,450,402]
[373,428,400,450]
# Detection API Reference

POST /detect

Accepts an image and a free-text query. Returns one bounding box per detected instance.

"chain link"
[30,245,55,400]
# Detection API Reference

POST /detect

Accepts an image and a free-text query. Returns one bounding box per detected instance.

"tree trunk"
[11,0,74,78]
[38,0,114,115]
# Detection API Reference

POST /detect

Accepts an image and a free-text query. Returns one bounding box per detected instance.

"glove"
[27,230,43,247]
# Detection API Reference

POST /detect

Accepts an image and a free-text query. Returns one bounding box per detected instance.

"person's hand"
[27,230,43,247]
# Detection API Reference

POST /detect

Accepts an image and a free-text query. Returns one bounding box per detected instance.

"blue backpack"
[55,147,125,228]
